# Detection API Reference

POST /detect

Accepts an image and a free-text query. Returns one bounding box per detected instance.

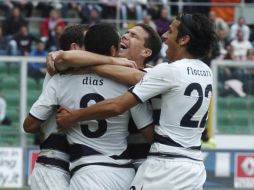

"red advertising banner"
[235,153,254,188]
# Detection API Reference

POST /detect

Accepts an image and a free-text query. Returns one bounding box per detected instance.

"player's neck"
[136,60,145,69]
[175,49,194,61]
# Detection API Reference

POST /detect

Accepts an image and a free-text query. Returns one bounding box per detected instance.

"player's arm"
[23,115,43,133]
[57,64,170,129]
[139,125,154,144]
[90,65,145,85]
[56,92,139,129]
[49,50,137,72]
[24,76,59,133]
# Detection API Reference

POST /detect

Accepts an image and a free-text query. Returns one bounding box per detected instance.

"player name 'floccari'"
[187,67,212,77]
[83,76,104,86]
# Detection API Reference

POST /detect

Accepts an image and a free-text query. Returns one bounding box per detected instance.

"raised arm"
[90,65,145,85]
[47,50,137,72]
[56,92,139,129]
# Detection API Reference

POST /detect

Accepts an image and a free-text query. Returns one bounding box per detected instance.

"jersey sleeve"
[29,75,59,121]
[130,63,175,103]
[130,101,153,130]
[42,72,52,91]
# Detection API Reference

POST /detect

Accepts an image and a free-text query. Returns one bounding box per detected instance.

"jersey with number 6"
[131,59,213,161]
[32,73,153,172]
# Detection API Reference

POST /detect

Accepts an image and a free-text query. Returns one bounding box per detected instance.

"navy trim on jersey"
[37,156,69,172]
[139,68,147,73]
[128,90,143,103]
[148,152,202,161]
[29,113,45,122]
[40,133,70,154]
[110,148,130,160]
[70,143,130,162]
[70,143,100,162]
[153,109,161,125]
[154,132,201,150]
[70,162,134,177]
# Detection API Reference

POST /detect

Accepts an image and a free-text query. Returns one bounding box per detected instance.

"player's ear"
[141,48,152,58]
[70,43,79,50]
[110,45,118,57]
[179,35,190,46]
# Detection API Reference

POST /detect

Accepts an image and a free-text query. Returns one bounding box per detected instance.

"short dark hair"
[59,24,89,50]
[135,23,162,64]
[176,13,218,58]
[84,23,119,56]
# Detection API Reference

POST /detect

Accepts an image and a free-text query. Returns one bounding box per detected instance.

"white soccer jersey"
[30,72,59,140]
[31,73,153,173]
[131,59,213,161]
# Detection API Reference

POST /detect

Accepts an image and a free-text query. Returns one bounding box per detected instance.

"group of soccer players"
[23,12,217,190]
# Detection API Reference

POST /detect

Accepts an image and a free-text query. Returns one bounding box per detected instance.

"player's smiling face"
[119,26,148,67]
[162,20,181,61]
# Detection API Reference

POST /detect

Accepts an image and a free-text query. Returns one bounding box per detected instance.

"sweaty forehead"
[129,26,148,39]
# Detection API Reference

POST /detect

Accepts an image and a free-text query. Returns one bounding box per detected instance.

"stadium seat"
[27,77,40,90]
[6,108,19,122]
[0,125,20,146]
[1,75,19,89]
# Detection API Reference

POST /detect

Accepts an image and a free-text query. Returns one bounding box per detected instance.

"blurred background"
[0,0,254,189]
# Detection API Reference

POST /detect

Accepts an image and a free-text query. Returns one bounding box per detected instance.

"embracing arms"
[47,50,137,72]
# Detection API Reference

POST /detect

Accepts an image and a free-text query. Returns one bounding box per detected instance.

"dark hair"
[135,23,162,64]
[176,13,218,58]
[84,23,120,56]
[59,24,89,50]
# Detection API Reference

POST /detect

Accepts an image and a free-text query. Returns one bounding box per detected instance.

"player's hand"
[46,51,63,76]
[112,57,137,68]
[56,106,76,130]
[46,52,57,76]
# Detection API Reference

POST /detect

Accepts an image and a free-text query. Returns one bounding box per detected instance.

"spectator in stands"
[217,28,232,60]
[230,16,250,41]
[230,29,252,61]
[88,8,101,25]
[247,48,254,61]
[154,6,172,36]
[40,8,65,42]
[0,95,12,126]
[45,24,64,51]
[11,24,41,56]
[35,1,54,17]
[141,14,156,31]
[121,0,147,28]
[78,2,102,24]
[2,7,27,36]
[100,0,117,19]
[0,0,13,17]
[146,0,163,20]
[28,41,47,84]
[0,25,12,56]
[208,10,229,36]
[12,0,34,17]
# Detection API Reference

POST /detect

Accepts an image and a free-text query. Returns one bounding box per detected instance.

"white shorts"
[130,157,206,190]
[70,165,135,190]
[30,163,70,190]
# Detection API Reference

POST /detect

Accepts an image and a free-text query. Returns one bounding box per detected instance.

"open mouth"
[120,43,128,50]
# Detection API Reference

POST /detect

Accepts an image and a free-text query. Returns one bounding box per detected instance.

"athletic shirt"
[30,72,70,172]
[131,59,213,161]
[31,73,153,172]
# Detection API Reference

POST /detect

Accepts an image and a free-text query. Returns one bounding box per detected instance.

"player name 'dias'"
[187,67,212,77]
[83,76,104,86]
